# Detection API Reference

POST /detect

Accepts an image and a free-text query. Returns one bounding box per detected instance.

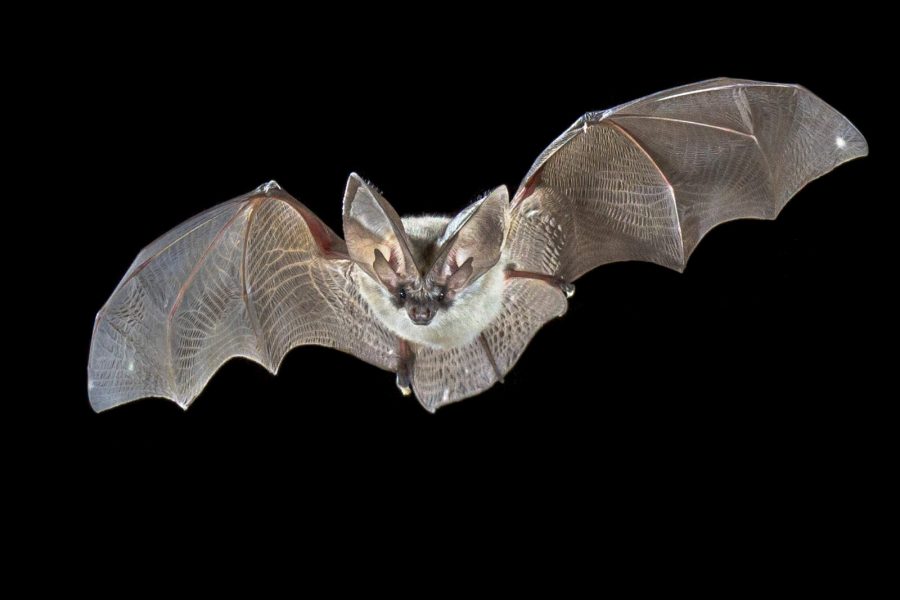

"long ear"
[429,185,508,290]
[343,173,417,288]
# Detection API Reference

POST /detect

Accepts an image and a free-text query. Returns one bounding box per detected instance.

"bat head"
[345,174,508,328]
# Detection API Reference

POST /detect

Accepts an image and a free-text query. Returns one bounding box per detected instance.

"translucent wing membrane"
[509,78,867,279]
[88,183,398,412]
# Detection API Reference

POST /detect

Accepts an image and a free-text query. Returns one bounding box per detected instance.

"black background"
[32,11,887,577]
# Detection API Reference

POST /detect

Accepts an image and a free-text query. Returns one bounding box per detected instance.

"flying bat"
[88,78,867,412]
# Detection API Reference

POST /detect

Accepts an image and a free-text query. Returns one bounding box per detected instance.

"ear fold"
[429,185,508,290]
[343,173,417,288]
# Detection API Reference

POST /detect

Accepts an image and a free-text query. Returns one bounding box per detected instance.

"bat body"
[88,79,867,412]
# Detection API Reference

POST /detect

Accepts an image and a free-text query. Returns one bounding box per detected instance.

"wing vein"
[479,334,504,383]
[613,114,776,202]
[115,202,239,294]
[165,202,252,397]
[613,114,758,141]
[652,82,793,102]
[602,121,684,264]
[241,198,270,369]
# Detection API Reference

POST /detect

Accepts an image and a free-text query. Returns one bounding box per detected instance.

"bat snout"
[408,305,435,326]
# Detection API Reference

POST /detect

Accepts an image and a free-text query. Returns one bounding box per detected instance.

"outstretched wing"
[506,78,868,278]
[88,182,398,412]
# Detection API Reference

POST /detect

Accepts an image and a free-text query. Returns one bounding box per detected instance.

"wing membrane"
[88,183,398,411]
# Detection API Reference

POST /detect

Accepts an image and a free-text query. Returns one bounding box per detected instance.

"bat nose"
[408,306,434,325]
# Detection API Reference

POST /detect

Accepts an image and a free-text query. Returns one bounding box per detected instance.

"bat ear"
[429,185,508,290]
[343,173,418,288]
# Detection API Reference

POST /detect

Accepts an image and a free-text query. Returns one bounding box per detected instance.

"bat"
[88,78,867,413]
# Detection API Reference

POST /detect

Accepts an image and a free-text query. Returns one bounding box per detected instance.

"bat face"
[365,217,456,327]
[354,251,508,350]
[88,79,867,413]
[394,280,447,326]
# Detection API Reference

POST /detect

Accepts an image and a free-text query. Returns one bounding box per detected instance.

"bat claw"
[254,180,282,194]
[560,282,575,298]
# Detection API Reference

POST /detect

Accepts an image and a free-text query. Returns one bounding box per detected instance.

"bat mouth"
[408,306,435,326]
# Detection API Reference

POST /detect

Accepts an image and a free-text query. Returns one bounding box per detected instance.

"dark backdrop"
[37,14,885,574]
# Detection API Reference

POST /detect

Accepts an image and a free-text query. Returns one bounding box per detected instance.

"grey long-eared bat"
[88,78,867,412]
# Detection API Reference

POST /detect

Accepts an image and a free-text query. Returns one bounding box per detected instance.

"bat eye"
[437,290,446,301]
[398,288,407,300]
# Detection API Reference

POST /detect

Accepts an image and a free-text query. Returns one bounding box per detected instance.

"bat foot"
[560,282,575,298]
[396,372,412,396]
[396,339,414,396]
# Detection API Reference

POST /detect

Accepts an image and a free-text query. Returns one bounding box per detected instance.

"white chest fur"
[353,258,506,350]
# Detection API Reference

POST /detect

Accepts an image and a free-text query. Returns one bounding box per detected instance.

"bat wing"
[415,79,867,411]
[506,78,868,278]
[88,182,399,412]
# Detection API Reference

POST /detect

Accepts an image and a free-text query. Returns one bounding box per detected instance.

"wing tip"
[850,125,869,159]
[88,394,107,413]
[87,389,125,413]
[87,378,109,413]
[833,123,868,167]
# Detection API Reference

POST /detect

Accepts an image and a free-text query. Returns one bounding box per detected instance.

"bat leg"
[506,269,575,298]
[395,339,414,397]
